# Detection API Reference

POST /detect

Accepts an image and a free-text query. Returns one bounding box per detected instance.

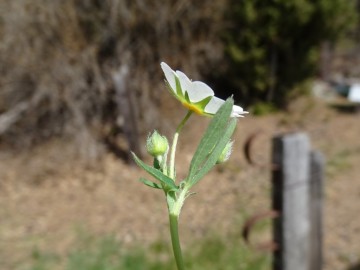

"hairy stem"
[169,110,192,179]
[169,213,185,270]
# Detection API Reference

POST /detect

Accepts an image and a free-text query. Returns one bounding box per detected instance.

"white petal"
[176,70,192,96]
[231,105,249,117]
[160,62,177,94]
[187,81,214,103]
[204,96,224,114]
[232,105,244,113]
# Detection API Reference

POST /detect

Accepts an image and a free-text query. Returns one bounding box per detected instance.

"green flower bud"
[146,130,169,157]
[216,141,233,164]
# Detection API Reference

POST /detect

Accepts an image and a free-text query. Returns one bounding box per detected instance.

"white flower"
[160,62,248,117]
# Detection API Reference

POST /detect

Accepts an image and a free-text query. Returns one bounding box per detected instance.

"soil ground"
[0,97,359,270]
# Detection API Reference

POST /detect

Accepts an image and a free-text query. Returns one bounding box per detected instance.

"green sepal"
[184,92,213,113]
[165,81,179,100]
[131,152,179,191]
[194,96,212,110]
[175,76,185,99]
[187,98,234,181]
[139,178,162,189]
[184,91,191,103]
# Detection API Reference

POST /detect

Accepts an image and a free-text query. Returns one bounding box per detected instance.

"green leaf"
[188,98,234,180]
[139,178,162,189]
[188,118,237,187]
[131,152,178,191]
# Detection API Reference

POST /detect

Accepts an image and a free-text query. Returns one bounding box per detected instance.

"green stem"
[169,110,193,179]
[168,185,189,270]
[169,213,185,270]
[167,111,192,269]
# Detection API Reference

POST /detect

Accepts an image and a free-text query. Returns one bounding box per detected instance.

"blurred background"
[0,0,359,269]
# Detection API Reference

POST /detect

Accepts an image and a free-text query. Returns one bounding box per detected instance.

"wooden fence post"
[309,151,325,270]
[272,133,312,270]
[272,133,325,270]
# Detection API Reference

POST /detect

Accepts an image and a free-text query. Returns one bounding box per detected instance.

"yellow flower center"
[182,102,203,115]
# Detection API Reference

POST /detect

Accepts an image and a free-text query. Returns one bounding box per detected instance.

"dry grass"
[0,98,359,270]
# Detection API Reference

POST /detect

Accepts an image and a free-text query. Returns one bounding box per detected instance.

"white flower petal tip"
[231,111,248,118]
[231,105,249,118]
[160,61,248,117]
[160,62,177,93]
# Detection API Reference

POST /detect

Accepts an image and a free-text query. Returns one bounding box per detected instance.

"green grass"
[29,232,270,270]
